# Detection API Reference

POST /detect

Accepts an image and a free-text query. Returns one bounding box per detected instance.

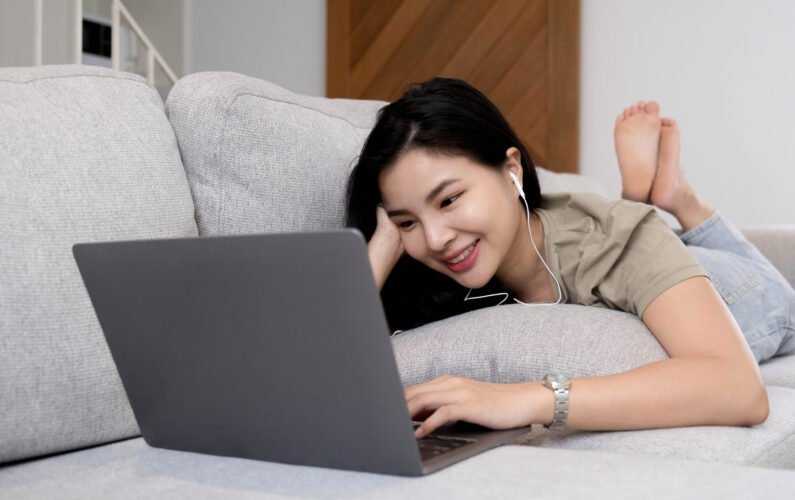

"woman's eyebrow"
[386,178,461,217]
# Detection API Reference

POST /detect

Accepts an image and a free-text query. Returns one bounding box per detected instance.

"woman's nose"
[423,219,455,253]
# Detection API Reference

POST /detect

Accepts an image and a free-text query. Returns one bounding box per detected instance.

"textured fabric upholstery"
[392,304,667,385]
[761,354,795,389]
[743,226,795,288]
[166,71,385,235]
[2,438,794,499]
[0,65,197,464]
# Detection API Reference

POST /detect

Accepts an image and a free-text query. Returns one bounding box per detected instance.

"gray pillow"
[0,65,198,463]
[166,71,386,235]
[392,304,668,386]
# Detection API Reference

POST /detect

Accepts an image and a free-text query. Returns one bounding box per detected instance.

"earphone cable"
[464,193,563,307]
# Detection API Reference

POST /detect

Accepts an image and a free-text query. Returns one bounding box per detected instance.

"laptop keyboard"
[414,423,475,460]
[417,435,475,460]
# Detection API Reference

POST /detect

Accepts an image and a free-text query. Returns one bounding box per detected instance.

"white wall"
[187,0,326,97]
[581,0,795,226]
[0,0,80,67]
[0,0,38,66]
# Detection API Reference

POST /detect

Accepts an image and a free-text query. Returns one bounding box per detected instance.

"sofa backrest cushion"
[166,72,607,237]
[0,65,198,464]
[166,72,385,235]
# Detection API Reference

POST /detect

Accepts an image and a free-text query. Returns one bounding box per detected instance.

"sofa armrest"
[742,226,795,288]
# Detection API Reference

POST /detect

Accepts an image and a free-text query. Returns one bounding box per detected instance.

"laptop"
[73,229,532,476]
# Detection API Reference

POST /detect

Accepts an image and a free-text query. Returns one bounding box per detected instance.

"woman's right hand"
[368,204,405,290]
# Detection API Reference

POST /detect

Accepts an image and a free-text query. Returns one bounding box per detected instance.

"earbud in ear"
[509,172,525,199]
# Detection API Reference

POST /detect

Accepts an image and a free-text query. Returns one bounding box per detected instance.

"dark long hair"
[346,78,542,332]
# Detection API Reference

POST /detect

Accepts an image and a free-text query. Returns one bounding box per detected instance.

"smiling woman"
[346,78,543,330]
[344,77,795,439]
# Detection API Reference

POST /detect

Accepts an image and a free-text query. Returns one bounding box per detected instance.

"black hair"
[345,77,542,332]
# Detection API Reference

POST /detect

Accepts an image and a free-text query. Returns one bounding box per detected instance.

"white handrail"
[73,0,82,64]
[33,0,42,66]
[111,0,178,85]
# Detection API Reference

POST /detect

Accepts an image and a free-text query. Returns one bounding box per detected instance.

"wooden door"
[327,0,580,173]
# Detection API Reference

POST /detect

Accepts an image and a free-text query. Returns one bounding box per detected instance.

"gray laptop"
[72,229,532,476]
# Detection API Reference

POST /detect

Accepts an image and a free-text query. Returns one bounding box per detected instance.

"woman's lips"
[445,240,479,272]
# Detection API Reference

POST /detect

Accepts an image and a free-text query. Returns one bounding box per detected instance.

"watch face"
[545,373,569,388]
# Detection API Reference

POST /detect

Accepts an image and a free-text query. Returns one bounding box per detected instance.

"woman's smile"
[444,239,480,272]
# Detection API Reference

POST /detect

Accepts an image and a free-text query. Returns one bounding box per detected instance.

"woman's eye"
[399,220,415,229]
[441,194,460,208]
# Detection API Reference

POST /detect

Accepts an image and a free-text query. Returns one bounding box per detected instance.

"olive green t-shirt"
[536,192,707,317]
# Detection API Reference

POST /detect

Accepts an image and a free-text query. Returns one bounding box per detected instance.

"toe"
[645,101,660,115]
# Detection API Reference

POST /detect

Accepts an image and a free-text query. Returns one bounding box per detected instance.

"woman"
[345,78,794,439]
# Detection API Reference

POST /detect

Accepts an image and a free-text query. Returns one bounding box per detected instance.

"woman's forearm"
[522,356,768,431]
[367,234,402,291]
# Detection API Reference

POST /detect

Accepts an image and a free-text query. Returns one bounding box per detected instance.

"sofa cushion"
[743,226,795,288]
[2,438,794,498]
[166,72,385,235]
[0,65,198,464]
[392,304,668,385]
[761,353,795,389]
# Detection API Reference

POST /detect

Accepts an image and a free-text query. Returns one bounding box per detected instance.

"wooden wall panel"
[328,0,580,173]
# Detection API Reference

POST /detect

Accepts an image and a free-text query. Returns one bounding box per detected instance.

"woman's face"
[379,148,525,290]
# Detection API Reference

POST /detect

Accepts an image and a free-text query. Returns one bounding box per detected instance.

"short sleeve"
[541,194,708,317]
[577,204,707,316]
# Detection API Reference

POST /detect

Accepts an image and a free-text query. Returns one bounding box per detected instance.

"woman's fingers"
[414,404,463,438]
[406,387,467,420]
[404,377,477,438]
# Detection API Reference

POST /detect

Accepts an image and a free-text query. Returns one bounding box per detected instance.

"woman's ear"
[504,147,524,186]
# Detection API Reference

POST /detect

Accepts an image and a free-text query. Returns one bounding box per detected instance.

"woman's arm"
[562,275,768,430]
[406,276,769,438]
[367,205,404,290]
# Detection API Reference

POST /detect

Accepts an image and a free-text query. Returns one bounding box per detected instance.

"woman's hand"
[368,204,405,290]
[405,375,549,438]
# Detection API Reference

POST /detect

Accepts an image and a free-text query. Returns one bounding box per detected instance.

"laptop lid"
[73,230,531,476]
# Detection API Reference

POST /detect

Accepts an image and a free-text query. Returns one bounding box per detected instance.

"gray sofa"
[2,65,794,498]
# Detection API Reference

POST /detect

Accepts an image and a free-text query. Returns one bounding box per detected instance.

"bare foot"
[650,118,715,231]
[614,101,661,202]
[650,118,681,211]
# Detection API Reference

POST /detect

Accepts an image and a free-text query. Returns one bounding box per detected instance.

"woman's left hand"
[405,375,542,438]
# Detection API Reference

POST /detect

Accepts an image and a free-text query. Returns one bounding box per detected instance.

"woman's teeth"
[448,241,477,264]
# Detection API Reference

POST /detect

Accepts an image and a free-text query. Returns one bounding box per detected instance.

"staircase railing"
[111,0,178,87]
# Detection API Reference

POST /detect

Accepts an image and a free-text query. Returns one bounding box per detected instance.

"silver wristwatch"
[542,373,570,430]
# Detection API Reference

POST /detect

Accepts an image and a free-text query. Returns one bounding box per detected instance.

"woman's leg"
[614,102,795,362]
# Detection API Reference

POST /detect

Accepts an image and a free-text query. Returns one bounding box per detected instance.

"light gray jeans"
[680,211,795,362]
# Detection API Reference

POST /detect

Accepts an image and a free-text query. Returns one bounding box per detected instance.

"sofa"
[2,64,795,498]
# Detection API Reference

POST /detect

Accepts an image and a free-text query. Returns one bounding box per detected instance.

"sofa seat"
[761,354,795,389]
[2,438,794,499]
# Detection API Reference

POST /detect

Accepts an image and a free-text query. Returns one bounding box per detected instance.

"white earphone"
[509,171,525,199]
[463,170,563,307]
